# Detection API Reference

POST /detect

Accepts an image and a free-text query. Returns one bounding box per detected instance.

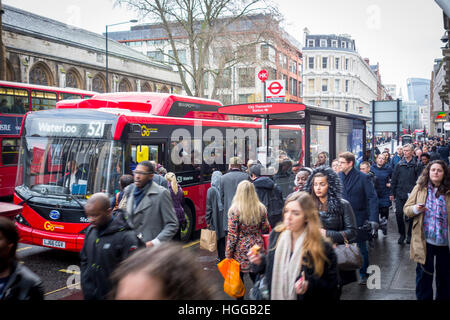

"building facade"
[431,59,449,135]
[107,14,303,104]
[302,32,378,116]
[1,5,181,94]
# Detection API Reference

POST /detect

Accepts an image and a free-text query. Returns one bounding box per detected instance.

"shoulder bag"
[334,232,363,271]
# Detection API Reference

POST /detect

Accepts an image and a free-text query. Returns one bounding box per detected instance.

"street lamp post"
[105,19,138,93]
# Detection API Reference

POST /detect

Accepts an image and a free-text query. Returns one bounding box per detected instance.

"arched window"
[92,74,106,93]
[119,78,132,92]
[141,82,152,92]
[29,63,53,86]
[66,69,81,89]
[159,85,169,93]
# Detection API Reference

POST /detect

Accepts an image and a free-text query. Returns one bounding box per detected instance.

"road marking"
[44,282,80,296]
[183,240,199,248]
[59,269,80,275]
[17,246,32,252]
[45,240,200,297]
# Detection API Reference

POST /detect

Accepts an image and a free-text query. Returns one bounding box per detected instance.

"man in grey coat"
[220,157,250,218]
[125,161,178,247]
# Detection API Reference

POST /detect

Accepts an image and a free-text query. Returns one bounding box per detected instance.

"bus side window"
[0,88,29,114]
[31,91,57,111]
[2,138,19,165]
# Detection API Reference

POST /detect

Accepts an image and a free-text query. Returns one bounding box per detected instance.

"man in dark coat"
[250,164,284,228]
[437,141,450,164]
[429,146,441,161]
[80,193,142,300]
[338,152,379,285]
[371,153,393,237]
[0,217,44,300]
[220,157,249,218]
[390,144,420,244]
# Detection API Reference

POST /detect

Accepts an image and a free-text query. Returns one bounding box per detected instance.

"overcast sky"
[4,0,444,98]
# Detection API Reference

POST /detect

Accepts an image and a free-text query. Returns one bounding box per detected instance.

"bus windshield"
[16,137,122,198]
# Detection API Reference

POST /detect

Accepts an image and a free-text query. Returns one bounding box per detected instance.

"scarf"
[271,230,307,300]
[133,180,152,211]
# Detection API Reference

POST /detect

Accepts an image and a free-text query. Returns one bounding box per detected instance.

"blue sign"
[0,116,23,135]
[49,210,61,220]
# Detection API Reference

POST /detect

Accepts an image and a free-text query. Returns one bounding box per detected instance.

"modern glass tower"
[406,78,430,105]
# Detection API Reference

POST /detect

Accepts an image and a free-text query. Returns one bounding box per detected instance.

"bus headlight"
[15,213,31,227]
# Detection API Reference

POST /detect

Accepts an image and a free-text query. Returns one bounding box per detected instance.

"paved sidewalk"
[340,208,417,300]
[61,208,419,300]
[198,207,419,300]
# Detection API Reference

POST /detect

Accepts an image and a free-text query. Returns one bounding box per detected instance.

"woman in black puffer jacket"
[304,165,358,295]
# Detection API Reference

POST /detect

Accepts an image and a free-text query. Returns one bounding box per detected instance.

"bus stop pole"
[397,98,401,147]
[263,81,269,169]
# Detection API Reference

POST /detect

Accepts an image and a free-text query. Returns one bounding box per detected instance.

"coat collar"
[128,182,160,214]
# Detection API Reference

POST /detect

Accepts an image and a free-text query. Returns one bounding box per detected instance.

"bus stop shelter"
[218,102,370,168]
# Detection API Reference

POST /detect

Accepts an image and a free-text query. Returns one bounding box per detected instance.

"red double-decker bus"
[0,81,95,197]
[14,93,304,251]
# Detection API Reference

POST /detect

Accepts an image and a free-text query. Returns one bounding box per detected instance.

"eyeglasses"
[132,170,152,175]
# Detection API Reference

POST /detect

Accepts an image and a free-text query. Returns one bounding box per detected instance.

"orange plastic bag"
[217,258,245,298]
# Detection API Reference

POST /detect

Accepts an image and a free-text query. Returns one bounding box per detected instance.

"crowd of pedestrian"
[1,135,449,301]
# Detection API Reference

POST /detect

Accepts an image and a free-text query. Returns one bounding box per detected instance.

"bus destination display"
[29,120,112,138]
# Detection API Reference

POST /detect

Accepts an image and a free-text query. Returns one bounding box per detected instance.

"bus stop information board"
[218,102,305,117]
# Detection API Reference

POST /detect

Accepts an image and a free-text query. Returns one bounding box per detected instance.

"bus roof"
[55,92,225,119]
[22,107,261,140]
[0,80,96,95]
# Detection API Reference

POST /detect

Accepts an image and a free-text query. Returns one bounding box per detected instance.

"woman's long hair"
[165,172,179,195]
[229,180,266,226]
[417,160,450,197]
[274,192,329,277]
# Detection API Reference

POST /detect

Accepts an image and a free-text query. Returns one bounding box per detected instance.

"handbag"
[334,232,363,271]
[200,228,217,252]
[249,274,269,300]
[217,258,245,298]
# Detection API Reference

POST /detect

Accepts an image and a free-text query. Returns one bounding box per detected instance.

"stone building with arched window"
[1,5,181,94]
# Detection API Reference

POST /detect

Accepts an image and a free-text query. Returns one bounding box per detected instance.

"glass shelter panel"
[336,117,364,164]
[269,124,304,199]
[310,125,329,167]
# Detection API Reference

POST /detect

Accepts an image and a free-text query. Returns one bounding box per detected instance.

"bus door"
[0,137,19,197]
[126,140,167,174]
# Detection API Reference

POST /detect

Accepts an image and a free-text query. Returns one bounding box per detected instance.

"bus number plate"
[43,239,66,249]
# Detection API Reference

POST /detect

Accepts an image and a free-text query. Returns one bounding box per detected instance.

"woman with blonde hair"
[165,172,186,239]
[248,192,339,300]
[225,180,270,299]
